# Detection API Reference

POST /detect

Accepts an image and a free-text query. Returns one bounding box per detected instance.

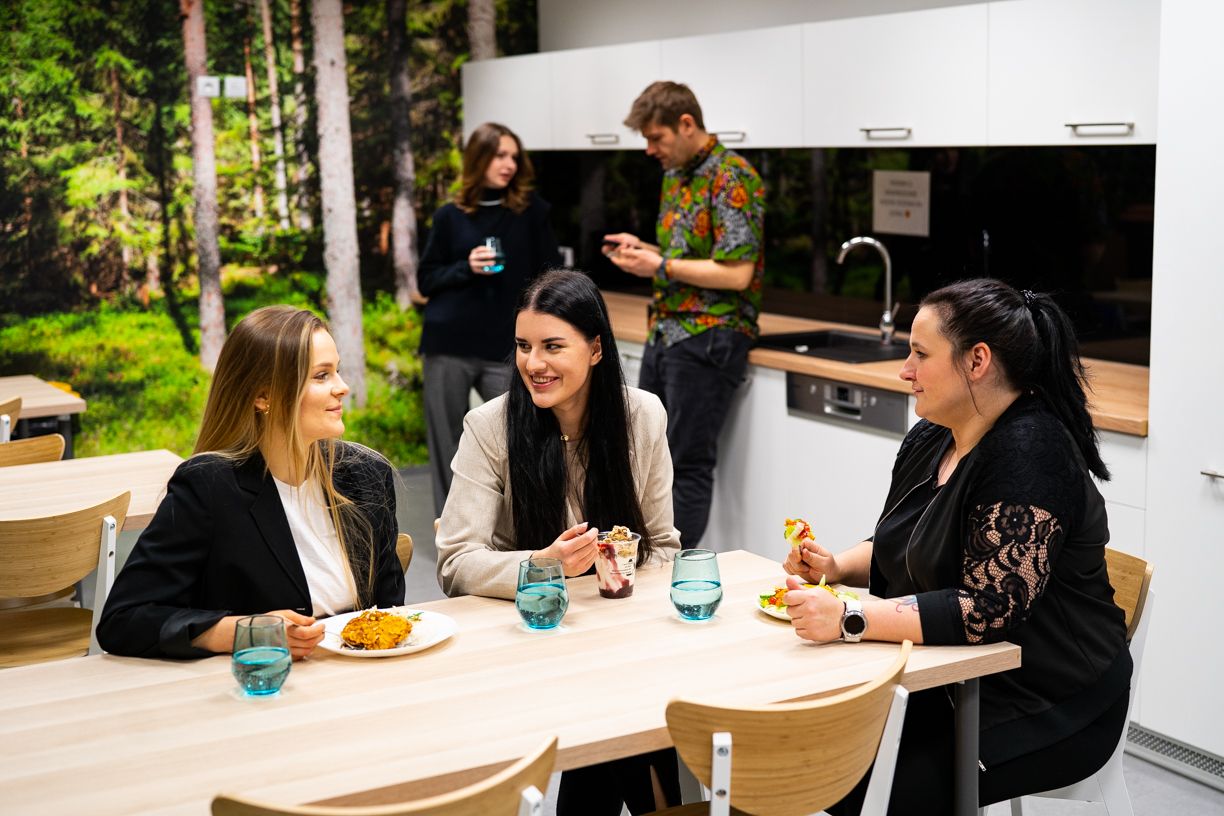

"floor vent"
[1126,723,1224,792]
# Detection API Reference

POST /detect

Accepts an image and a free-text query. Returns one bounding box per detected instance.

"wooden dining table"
[0,550,1018,816]
[0,374,89,457]
[0,449,182,531]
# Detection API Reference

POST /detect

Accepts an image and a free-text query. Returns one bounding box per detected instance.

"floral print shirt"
[649,136,766,346]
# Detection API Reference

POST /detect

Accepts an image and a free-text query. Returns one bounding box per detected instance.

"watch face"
[844,612,867,637]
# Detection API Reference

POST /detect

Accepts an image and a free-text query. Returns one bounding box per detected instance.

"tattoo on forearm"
[891,595,919,614]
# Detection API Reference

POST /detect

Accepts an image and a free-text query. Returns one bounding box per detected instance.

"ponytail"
[1025,293,1111,481]
[921,279,1110,482]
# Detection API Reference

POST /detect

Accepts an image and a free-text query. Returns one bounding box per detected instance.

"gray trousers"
[423,354,513,518]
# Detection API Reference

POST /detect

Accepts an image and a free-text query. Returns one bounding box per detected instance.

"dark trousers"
[556,748,681,816]
[638,329,751,549]
[422,354,512,518]
[829,685,1130,816]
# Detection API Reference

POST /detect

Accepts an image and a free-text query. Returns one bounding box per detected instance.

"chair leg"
[859,686,910,816]
[88,514,118,656]
[1010,798,1024,816]
[709,731,732,816]
[1097,755,1135,816]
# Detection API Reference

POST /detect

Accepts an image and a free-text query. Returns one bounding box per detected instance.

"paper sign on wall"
[873,171,930,237]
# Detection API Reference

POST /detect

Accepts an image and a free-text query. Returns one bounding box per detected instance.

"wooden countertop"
[604,291,1149,436]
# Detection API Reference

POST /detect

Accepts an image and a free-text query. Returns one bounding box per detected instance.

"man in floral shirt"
[606,81,765,550]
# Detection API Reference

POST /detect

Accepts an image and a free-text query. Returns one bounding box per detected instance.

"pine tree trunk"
[311,0,366,406]
[386,0,420,308]
[259,0,291,230]
[289,0,314,230]
[111,65,132,277]
[244,36,266,224]
[467,0,496,61]
[181,0,225,372]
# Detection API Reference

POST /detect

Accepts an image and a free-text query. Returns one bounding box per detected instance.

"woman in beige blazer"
[435,268,682,815]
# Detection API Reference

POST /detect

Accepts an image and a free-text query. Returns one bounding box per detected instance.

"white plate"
[757,601,791,621]
[318,608,457,658]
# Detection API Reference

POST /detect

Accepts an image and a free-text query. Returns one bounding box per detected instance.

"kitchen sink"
[756,330,910,364]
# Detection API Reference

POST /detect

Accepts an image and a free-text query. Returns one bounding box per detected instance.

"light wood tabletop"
[0,550,1018,816]
[0,449,182,531]
[0,374,88,419]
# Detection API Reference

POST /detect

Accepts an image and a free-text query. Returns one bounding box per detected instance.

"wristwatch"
[841,598,867,642]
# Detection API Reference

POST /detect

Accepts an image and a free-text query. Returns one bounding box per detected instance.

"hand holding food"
[540,521,599,576]
[781,575,846,642]
[759,576,858,617]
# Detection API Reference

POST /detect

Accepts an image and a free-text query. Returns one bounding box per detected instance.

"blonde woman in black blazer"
[98,307,404,660]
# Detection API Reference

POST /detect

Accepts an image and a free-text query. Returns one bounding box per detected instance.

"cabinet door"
[660,26,803,148]
[802,5,989,147]
[988,0,1160,145]
[461,54,553,150]
[550,42,661,150]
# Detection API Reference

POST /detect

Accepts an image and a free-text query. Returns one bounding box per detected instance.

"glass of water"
[231,615,291,696]
[670,549,723,621]
[482,236,505,273]
[516,557,568,630]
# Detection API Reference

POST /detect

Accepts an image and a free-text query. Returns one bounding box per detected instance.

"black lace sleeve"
[917,410,1085,646]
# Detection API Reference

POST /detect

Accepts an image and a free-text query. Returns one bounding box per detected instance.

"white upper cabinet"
[660,26,804,149]
[988,0,1160,145]
[550,41,661,150]
[461,54,554,150]
[802,5,989,147]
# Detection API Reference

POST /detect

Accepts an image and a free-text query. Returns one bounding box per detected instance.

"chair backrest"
[212,736,556,816]
[0,433,66,467]
[1104,547,1154,641]
[667,641,912,816]
[396,532,414,573]
[0,492,130,598]
[0,395,19,443]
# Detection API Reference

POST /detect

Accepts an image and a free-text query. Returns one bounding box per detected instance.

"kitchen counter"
[603,291,1149,436]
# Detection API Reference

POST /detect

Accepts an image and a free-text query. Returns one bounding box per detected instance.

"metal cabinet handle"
[1203,469,1224,480]
[860,127,912,140]
[585,133,620,145]
[712,130,747,143]
[1065,121,1135,136]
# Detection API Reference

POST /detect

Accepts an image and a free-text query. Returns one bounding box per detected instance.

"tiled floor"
[395,466,1224,815]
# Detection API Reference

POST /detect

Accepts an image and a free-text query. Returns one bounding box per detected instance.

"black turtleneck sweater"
[417,191,560,361]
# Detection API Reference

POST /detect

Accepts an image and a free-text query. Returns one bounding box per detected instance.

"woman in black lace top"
[782,279,1130,814]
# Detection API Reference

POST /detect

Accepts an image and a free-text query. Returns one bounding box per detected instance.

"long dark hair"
[506,269,655,563]
[456,122,534,215]
[921,278,1110,480]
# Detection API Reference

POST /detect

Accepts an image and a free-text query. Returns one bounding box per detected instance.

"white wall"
[538,0,988,51]
[1140,0,1224,755]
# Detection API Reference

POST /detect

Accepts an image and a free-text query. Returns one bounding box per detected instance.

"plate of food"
[757,580,860,621]
[319,607,457,657]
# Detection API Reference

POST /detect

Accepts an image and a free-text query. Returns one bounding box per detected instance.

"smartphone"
[601,239,621,250]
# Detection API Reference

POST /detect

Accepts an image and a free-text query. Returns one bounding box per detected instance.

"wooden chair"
[1008,548,1155,816]
[0,433,66,467]
[212,735,556,816]
[0,395,19,443]
[654,641,912,816]
[396,532,414,574]
[0,492,130,667]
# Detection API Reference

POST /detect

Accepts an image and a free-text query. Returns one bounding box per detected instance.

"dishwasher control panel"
[785,372,908,435]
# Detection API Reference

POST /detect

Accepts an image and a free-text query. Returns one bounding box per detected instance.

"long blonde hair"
[194,305,377,604]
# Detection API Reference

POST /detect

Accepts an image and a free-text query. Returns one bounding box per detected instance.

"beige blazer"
[436,387,681,599]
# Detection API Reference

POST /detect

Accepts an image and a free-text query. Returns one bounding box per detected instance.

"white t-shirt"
[273,476,357,617]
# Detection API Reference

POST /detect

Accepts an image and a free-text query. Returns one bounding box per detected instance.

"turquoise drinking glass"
[516,557,569,630]
[231,615,291,696]
[670,549,723,621]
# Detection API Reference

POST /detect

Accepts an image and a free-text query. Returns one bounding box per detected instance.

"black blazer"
[97,443,405,659]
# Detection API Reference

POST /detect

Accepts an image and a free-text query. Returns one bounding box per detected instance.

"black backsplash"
[530,146,1155,366]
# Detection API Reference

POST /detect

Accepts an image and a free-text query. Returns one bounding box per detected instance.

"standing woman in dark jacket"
[97,306,405,659]
[781,279,1131,814]
[418,122,561,517]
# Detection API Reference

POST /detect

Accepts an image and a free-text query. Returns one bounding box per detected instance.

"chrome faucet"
[837,236,897,344]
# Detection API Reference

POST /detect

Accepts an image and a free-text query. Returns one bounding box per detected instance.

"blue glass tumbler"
[670,549,723,621]
[516,557,568,630]
[231,615,291,696]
